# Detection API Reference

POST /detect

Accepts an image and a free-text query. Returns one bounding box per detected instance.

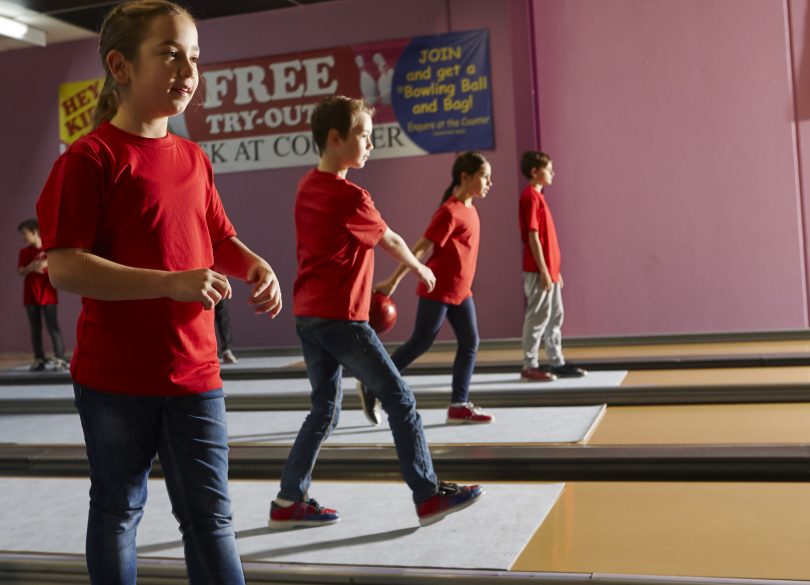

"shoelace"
[437,481,460,496]
[304,498,323,511]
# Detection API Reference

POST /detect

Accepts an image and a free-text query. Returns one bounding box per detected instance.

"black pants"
[26,304,65,360]
[214,299,232,352]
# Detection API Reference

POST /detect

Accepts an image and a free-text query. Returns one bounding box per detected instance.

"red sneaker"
[446,403,494,424]
[416,482,484,526]
[268,498,340,530]
[520,368,557,382]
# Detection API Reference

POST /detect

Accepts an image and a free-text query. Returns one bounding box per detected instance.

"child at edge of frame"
[35,1,282,583]
[269,94,484,529]
[517,150,587,381]
[17,218,68,372]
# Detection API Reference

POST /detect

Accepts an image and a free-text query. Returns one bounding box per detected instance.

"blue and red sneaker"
[416,482,484,526]
[268,498,340,530]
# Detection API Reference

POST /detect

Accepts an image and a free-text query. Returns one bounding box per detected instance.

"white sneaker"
[51,358,69,372]
[221,349,238,364]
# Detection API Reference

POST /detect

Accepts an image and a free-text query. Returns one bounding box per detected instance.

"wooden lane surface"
[590,402,810,445]
[511,482,810,580]
[4,338,809,372]
[622,365,810,386]
[408,338,810,365]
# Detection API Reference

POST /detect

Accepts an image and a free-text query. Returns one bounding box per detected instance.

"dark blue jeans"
[279,317,439,504]
[74,384,245,585]
[391,296,480,404]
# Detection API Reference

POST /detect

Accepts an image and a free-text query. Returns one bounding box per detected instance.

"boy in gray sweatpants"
[517,151,586,381]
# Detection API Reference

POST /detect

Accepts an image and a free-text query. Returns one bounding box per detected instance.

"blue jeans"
[391,297,480,404]
[74,384,245,585]
[279,317,439,504]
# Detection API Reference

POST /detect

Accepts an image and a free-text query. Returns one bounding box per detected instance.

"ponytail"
[93,77,119,129]
[440,181,458,204]
[439,151,489,206]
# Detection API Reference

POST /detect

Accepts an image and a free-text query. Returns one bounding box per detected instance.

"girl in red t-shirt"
[36,2,280,583]
[373,152,494,424]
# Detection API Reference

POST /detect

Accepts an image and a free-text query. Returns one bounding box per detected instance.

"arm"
[377,228,435,292]
[374,236,433,296]
[46,247,230,310]
[212,236,282,318]
[18,261,43,277]
[528,230,553,291]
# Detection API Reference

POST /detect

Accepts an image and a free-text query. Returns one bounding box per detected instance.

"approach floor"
[0,369,627,400]
[1,478,561,571]
[0,404,606,446]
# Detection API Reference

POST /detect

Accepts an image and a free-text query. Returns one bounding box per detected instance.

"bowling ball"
[369,292,397,334]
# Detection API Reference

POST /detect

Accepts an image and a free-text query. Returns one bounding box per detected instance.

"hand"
[32,260,47,274]
[416,264,436,293]
[246,262,282,319]
[559,274,564,289]
[168,268,231,310]
[540,271,553,291]
[373,279,396,297]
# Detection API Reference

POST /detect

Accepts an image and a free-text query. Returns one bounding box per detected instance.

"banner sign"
[59,78,103,151]
[58,29,493,173]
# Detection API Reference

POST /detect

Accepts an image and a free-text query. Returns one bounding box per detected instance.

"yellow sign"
[59,78,102,147]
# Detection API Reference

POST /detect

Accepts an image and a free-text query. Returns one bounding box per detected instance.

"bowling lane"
[511,482,810,580]
[622,365,810,386]
[407,337,810,366]
[589,403,810,445]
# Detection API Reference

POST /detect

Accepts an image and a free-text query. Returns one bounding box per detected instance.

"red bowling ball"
[369,292,397,335]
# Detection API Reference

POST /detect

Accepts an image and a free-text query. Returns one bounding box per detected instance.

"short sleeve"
[17,249,26,269]
[346,188,387,247]
[521,193,541,233]
[206,185,237,244]
[36,148,105,252]
[202,152,236,244]
[423,205,455,247]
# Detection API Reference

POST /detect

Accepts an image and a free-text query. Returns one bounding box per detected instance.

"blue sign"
[391,29,494,153]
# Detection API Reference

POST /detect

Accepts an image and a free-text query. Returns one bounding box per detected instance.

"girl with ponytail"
[36,2,282,582]
[369,151,494,424]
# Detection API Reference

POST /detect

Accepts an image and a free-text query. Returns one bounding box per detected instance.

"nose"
[178,56,195,78]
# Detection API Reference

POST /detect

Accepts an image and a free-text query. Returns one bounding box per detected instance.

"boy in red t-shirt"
[17,219,66,371]
[270,96,483,529]
[518,151,586,381]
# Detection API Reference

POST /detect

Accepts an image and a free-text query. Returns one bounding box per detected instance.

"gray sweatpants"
[521,272,565,369]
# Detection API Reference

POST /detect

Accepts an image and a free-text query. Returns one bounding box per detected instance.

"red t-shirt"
[417,197,480,305]
[293,169,387,321]
[18,246,58,306]
[519,185,561,281]
[36,122,236,396]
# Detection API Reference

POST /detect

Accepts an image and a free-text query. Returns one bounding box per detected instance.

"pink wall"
[532,0,810,334]
[0,0,532,352]
[3,0,810,355]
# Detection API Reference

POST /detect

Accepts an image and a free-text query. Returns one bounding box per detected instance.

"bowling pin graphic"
[373,53,393,106]
[356,55,379,105]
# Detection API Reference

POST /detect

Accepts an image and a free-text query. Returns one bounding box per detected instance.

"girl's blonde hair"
[93,0,192,128]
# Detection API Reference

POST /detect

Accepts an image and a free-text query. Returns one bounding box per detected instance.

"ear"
[106,50,131,85]
[327,128,342,146]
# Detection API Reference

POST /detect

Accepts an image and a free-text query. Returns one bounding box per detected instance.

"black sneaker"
[355,380,381,426]
[550,363,587,378]
[29,359,46,372]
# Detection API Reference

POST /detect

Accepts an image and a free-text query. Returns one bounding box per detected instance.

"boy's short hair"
[18,219,39,233]
[520,151,552,180]
[311,95,375,154]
